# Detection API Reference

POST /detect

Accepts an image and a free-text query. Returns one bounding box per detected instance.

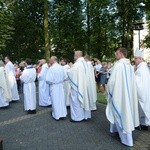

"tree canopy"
[0,0,149,62]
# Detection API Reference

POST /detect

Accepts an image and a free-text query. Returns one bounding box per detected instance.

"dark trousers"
[16,80,21,92]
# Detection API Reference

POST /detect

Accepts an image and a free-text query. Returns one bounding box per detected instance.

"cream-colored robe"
[68,57,90,111]
[106,58,139,134]
[87,61,97,110]
[5,61,19,101]
[135,62,150,126]
[0,67,12,107]
[63,64,71,106]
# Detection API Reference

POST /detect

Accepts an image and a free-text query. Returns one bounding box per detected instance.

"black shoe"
[135,126,142,131]
[59,117,65,120]
[67,106,70,109]
[32,110,36,114]
[50,112,59,121]
[27,109,36,114]
[70,119,84,123]
[140,125,149,131]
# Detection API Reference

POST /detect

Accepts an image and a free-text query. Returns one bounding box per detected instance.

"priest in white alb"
[68,51,91,122]
[46,56,67,120]
[61,59,71,107]
[84,55,97,110]
[4,56,19,101]
[106,48,139,147]
[134,48,150,130]
[20,58,36,114]
[0,60,12,107]
[38,59,51,106]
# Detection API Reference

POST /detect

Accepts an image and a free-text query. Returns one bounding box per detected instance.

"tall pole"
[133,22,144,50]
[139,30,140,49]
[44,0,50,61]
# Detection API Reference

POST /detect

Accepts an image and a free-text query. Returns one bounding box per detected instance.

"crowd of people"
[0,48,150,147]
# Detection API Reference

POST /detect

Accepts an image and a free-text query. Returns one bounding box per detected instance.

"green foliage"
[97,93,107,104]
[49,0,85,61]
[0,1,14,50]
[0,0,149,62]
[115,0,145,58]
[86,0,117,59]
[3,0,45,61]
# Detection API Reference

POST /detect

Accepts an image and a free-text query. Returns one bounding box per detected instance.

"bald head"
[50,56,58,65]
[74,50,83,61]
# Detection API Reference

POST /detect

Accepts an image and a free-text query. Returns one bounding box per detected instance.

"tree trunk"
[44,0,50,60]
[86,0,91,55]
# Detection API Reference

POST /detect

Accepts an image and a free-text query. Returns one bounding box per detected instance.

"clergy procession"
[0,48,150,148]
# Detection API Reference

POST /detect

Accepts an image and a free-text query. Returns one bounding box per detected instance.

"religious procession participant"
[106,47,139,147]
[134,49,150,130]
[4,56,19,101]
[46,56,67,120]
[0,60,12,108]
[20,58,36,114]
[61,59,71,107]
[38,59,51,107]
[84,55,97,111]
[68,51,91,122]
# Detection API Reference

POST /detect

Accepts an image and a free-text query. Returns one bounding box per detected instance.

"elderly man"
[46,56,67,120]
[134,49,150,130]
[106,47,139,147]
[4,56,19,101]
[0,60,12,107]
[38,59,51,107]
[68,51,91,122]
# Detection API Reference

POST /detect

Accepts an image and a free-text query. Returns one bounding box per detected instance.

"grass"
[97,92,107,104]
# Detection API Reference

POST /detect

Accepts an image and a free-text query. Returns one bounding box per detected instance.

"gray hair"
[0,60,4,67]
[51,56,58,62]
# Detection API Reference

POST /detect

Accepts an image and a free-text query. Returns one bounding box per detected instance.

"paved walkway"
[0,97,150,150]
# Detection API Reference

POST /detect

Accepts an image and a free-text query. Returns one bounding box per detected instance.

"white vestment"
[38,63,51,106]
[106,58,139,147]
[5,61,19,101]
[68,57,91,121]
[46,63,67,120]
[87,61,97,110]
[0,67,12,107]
[20,66,36,111]
[135,62,150,126]
[63,64,71,106]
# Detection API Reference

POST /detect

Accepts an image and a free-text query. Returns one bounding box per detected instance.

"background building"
[133,23,150,62]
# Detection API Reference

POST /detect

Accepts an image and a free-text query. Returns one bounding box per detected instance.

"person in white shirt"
[20,58,36,114]
[68,51,91,122]
[46,56,67,120]
[94,60,102,92]
[0,60,12,107]
[106,47,139,147]
[4,56,19,101]
[134,48,150,131]
[38,59,51,107]
[61,59,71,107]
[84,55,97,110]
